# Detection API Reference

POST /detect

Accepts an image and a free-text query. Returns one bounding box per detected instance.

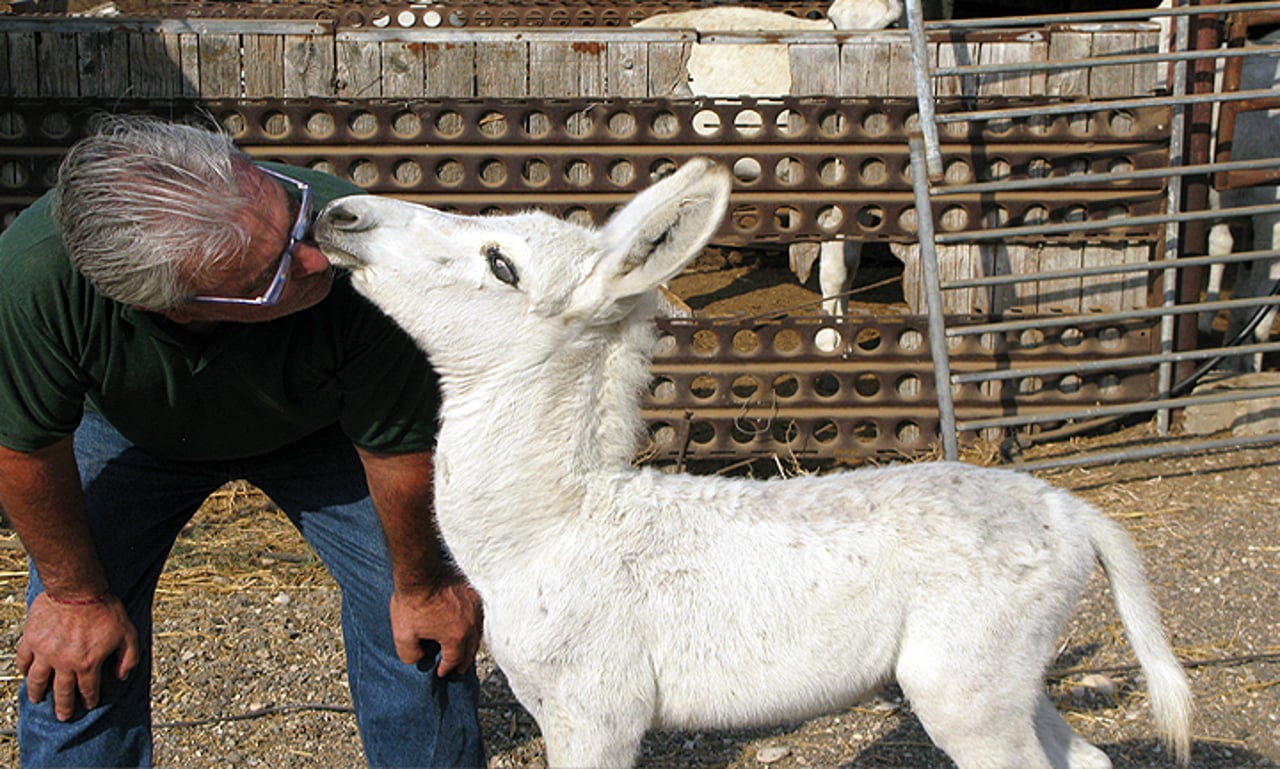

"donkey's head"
[314,159,731,369]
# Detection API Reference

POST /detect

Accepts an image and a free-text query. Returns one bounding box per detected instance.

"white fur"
[315,159,1192,769]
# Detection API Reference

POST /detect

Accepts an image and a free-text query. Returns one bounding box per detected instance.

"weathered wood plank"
[838,39,892,97]
[336,38,381,97]
[646,41,690,97]
[243,34,285,98]
[935,39,980,98]
[530,41,591,97]
[381,39,424,97]
[2,32,39,97]
[1047,30,1091,98]
[178,33,201,97]
[283,34,335,98]
[789,41,838,96]
[125,31,182,98]
[606,40,648,98]
[1037,244,1083,313]
[37,30,80,97]
[198,32,241,98]
[476,41,527,97]
[77,27,130,98]
[423,41,475,97]
[1088,30,1136,99]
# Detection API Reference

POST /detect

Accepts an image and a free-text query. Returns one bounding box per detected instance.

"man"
[0,115,486,767]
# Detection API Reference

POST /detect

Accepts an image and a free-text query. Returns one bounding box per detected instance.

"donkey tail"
[1086,509,1194,767]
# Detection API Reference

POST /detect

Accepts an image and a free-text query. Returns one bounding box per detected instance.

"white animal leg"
[814,240,862,352]
[1246,214,1280,371]
[539,711,646,769]
[1199,221,1234,336]
[1033,693,1113,769]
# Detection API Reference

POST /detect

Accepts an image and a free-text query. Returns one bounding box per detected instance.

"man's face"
[161,163,334,328]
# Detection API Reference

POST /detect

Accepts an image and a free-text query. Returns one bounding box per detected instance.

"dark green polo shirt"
[0,164,441,461]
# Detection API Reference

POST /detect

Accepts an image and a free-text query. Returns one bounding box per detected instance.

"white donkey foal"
[315,159,1192,769]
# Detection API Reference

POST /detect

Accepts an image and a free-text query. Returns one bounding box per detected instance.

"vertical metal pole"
[910,134,959,460]
[1157,1,1191,433]
[905,0,944,180]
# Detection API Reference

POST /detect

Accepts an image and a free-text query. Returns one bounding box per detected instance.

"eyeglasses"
[189,164,313,307]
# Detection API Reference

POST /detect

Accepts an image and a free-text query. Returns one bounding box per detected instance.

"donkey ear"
[595,158,732,300]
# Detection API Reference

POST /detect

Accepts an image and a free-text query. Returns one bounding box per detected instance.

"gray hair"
[53,115,256,309]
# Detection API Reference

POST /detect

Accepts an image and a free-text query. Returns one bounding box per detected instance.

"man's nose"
[292,242,331,276]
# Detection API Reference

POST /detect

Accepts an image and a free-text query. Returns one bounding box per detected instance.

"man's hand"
[16,593,140,721]
[390,580,484,677]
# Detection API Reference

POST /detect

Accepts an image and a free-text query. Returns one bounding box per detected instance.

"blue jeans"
[18,413,485,768]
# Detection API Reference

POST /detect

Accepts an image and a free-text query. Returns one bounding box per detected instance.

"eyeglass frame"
[188,164,313,307]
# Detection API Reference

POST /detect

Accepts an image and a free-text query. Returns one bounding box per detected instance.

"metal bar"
[933,42,1280,79]
[922,0,1280,30]
[909,134,959,460]
[1012,432,1280,472]
[957,386,1280,431]
[944,248,1280,290]
[951,342,1280,385]
[932,158,1280,198]
[948,294,1280,338]
[936,88,1280,125]
[905,0,943,182]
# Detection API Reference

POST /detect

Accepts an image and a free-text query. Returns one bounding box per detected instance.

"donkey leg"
[1034,693,1113,769]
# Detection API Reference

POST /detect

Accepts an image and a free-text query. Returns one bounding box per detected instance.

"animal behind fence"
[315,158,1192,769]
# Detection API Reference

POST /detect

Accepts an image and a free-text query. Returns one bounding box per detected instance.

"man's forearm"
[355,447,456,592]
[0,436,109,599]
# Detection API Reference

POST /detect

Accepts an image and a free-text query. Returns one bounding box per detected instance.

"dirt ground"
[0,250,1277,768]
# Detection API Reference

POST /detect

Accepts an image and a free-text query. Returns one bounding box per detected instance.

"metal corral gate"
[1,0,1278,468]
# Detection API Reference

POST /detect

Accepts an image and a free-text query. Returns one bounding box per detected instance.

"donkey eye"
[485,245,519,287]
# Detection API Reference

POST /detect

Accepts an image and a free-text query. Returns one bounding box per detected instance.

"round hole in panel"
[942,119,970,138]
[817,109,847,138]
[0,161,29,190]
[773,205,803,233]
[896,328,922,352]
[219,111,248,138]
[479,111,508,138]
[771,419,799,444]
[733,109,764,138]
[1060,327,1084,348]
[1109,156,1134,175]
[851,420,877,445]
[435,111,464,138]
[649,376,677,402]
[1018,376,1043,395]
[1100,373,1121,394]
[564,110,594,138]
[565,207,594,227]
[772,373,800,398]
[607,159,636,187]
[0,111,27,141]
[985,158,1011,181]
[773,329,803,354]
[1059,374,1083,394]
[479,159,508,187]
[564,159,593,187]
[391,110,423,138]
[651,110,680,138]
[944,159,972,184]
[861,109,889,136]
[895,420,921,444]
[731,422,759,444]
[896,373,921,397]
[423,9,443,26]
[692,328,719,355]
[849,373,878,397]
[522,110,551,138]
[854,327,882,352]
[690,374,717,399]
[816,206,844,233]
[859,158,887,185]
[308,159,337,176]
[1106,204,1129,220]
[1020,328,1045,349]
[987,117,1014,135]
[435,156,465,185]
[522,158,550,187]
[397,9,416,26]
[692,109,722,137]
[939,206,969,231]
[1023,205,1050,225]
[655,331,678,356]
[689,421,716,445]
[648,422,677,449]
[731,375,760,399]
[371,11,392,27]
[650,158,678,180]
[349,159,379,188]
[1109,110,1137,135]
[814,373,840,397]
[731,204,761,233]
[981,206,1009,228]
[306,110,336,139]
[1028,157,1052,179]
[815,419,842,444]
[776,156,804,185]
[349,110,378,138]
[733,157,763,184]
[857,205,885,230]
[776,108,806,136]
[1028,113,1053,135]
[817,157,847,185]
[607,110,637,138]
[732,329,760,354]
[898,206,918,233]
[392,159,423,187]
[1064,204,1088,222]
[1099,326,1123,349]
[260,110,290,138]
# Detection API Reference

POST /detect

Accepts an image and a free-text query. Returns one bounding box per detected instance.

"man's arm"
[0,437,140,720]
[356,447,482,677]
